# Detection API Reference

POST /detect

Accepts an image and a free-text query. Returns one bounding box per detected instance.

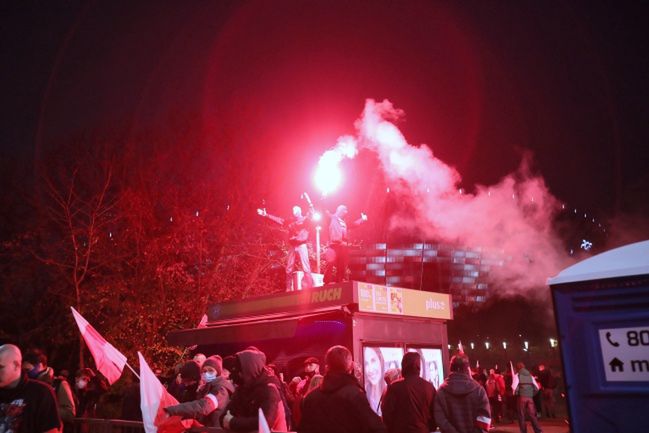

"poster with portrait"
[362,345,404,415]
[408,346,444,389]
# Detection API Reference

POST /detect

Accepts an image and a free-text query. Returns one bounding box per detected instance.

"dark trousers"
[324,243,349,283]
[541,388,556,418]
[489,396,503,423]
[518,396,542,433]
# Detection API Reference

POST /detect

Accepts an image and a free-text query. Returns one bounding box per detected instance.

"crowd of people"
[0,345,109,433]
[0,342,560,433]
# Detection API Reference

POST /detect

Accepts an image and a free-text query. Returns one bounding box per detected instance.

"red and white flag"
[259,407,271,433]
[474,415,492,432]
[187,314,208,351]
[70,307,127,384]
[197,314,208,328]
[139,352,194,433]
[510,361,519,393]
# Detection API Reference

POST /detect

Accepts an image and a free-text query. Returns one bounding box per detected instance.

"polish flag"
[474,415,492,432]
[187,314,208,351]
[510,361,519,393]
[71,307,127,384]
[139,352,194,433]
[259,407,271,433]
[197,314,208,328]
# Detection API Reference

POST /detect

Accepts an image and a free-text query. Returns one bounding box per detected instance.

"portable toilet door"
[548,240,649,433]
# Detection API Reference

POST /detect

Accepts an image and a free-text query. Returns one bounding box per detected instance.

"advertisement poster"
[408,347,444,389]
[363,346,404,415]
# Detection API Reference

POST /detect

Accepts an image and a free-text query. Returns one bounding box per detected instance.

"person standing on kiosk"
[324,205,367,283]
[258,205,314,291]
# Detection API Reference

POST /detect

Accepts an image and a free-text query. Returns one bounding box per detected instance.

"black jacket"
[382,374,437,433]
[434,372,490,433]
[298,372,386,433]
[225,349,287,432]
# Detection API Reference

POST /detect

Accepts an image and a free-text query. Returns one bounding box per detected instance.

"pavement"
[490,418,570,433]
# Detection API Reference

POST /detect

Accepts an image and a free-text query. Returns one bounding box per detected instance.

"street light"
[315,226,321,274]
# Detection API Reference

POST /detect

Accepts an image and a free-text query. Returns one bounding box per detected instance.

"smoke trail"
[327,99,573,290]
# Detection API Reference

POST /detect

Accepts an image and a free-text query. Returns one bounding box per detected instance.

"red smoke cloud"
[322,99,574,290]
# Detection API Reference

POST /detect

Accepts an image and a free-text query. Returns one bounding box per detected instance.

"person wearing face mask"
[163,355,234,427]
[292,357,322,427]
[74,368,108,418]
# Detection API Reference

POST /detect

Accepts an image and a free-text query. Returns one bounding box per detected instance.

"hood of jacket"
[518,368,534,383]
[439,372,483,397]
[320,372,362,394]
[36,366,54,384]
[236,349,266,386]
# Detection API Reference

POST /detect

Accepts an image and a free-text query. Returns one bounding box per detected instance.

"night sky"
[2,1,648,241]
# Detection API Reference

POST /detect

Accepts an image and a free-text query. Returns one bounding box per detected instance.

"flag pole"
[126,362,140,380]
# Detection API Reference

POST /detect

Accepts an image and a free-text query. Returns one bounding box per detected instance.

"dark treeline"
[0,117,289,373]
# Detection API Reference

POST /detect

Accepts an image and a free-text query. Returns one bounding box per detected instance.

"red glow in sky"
[2,1,647,223]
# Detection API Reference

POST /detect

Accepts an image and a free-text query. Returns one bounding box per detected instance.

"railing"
[72,418,295,433]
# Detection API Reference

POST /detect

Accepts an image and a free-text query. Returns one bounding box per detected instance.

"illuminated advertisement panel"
[407,346,444,389]
[356,282,452,319]
[363,345,404,415]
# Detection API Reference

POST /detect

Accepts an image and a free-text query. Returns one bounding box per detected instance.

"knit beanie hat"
[179,360,201,381]
[202,355,223,376]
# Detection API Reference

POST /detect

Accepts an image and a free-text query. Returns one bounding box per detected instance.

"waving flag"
[510,361,519,393]
[139,352,194,433]
[187,314,208,351]
[71,307,127,384]
[259,407,271,433]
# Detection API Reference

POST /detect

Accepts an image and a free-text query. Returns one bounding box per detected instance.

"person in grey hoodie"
[434,353,491,433]
[514,363,542,433]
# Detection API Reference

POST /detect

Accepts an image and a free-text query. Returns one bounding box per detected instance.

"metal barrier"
[72,418,295,433]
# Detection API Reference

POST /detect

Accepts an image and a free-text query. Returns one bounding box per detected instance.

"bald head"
[335,205,348,218]
[0,344,23,388]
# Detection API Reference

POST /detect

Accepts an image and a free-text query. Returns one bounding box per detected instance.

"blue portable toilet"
[549,240,649,433]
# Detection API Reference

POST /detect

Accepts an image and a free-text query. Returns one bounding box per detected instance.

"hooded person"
[220,348,288,432]
[434,353,491,433]
[168,360,201,403]
[164,355,234,427]
[381,352,436,433]
[298,345,386,433]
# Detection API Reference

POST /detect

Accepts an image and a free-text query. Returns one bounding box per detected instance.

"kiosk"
[549,240,649,433]
[167,281,452,410]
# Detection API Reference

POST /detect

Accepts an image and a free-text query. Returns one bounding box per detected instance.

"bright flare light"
[314,153,341,195]
[313,136,358,196]
[312,211,322,222]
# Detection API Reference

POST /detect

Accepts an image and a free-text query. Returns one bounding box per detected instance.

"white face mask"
[76,379,88,389]
[202,371,217,383]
